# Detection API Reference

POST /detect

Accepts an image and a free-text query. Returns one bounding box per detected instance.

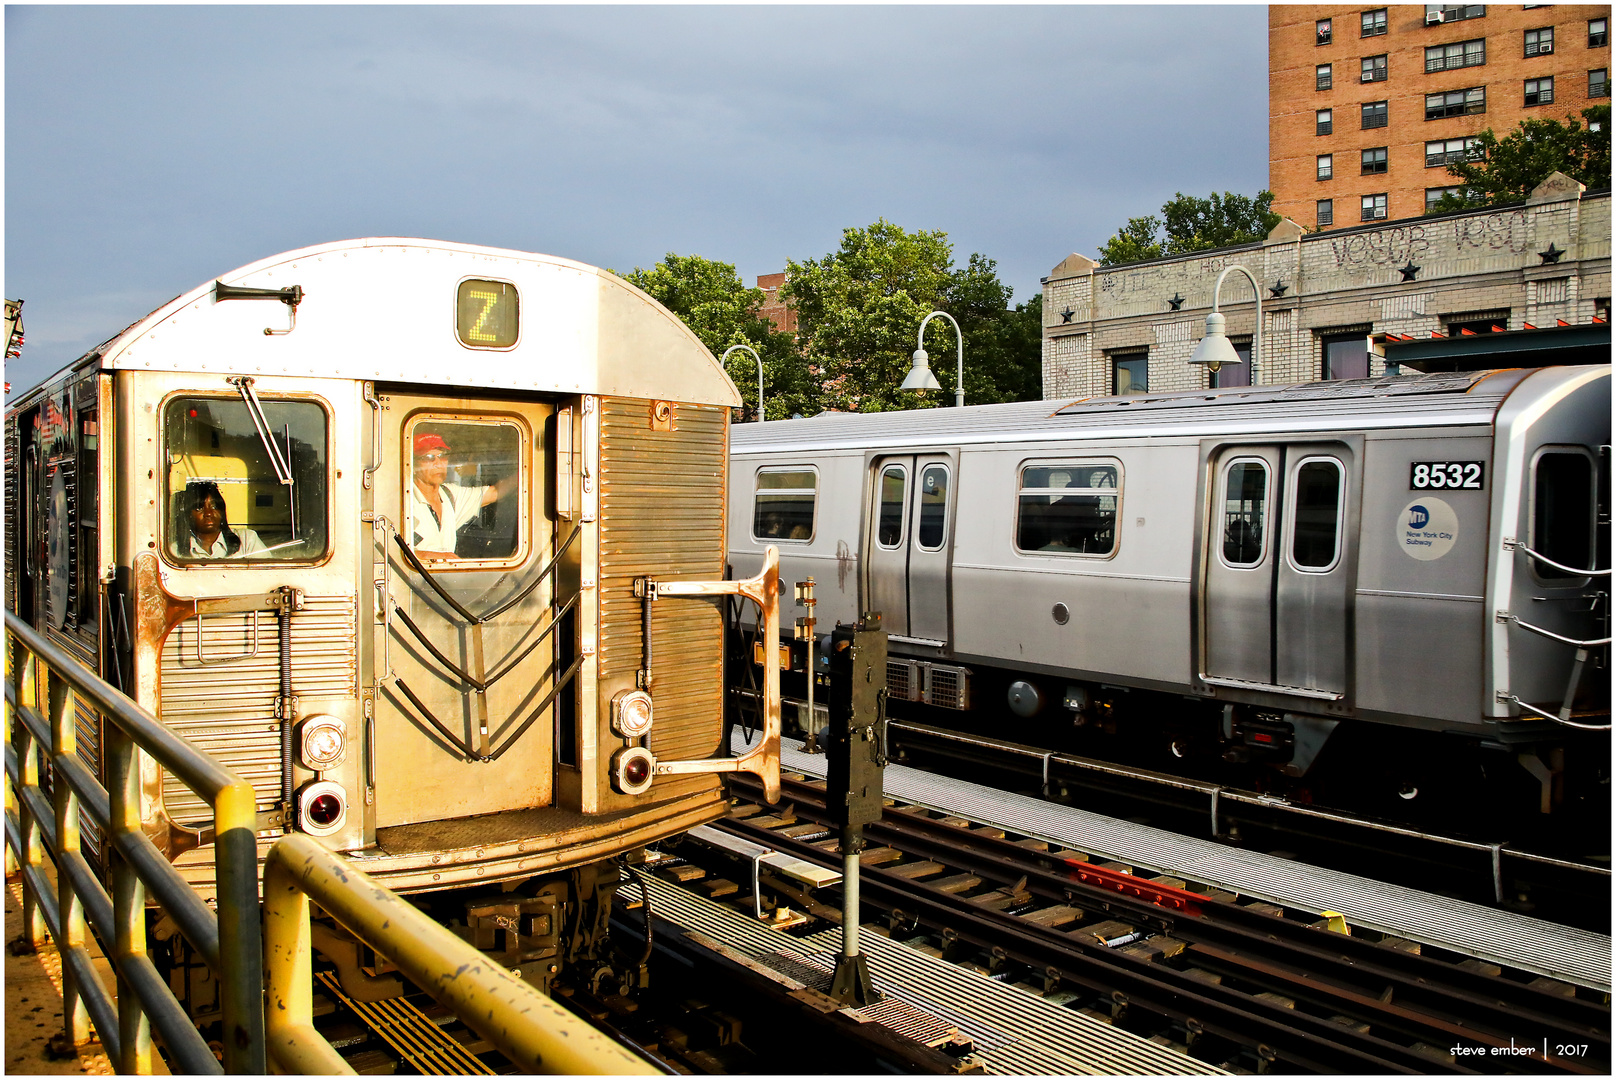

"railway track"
[872,718,1611,934]
[665,770,1612,1075]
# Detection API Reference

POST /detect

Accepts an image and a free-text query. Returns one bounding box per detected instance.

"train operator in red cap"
[409,432,516,560]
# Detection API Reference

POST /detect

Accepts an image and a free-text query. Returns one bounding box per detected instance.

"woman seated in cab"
[181,480,266,558]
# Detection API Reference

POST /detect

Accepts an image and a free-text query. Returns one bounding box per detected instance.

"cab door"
[1202,443,1354,697]
[865,454,955,644]
[370,389,560,828]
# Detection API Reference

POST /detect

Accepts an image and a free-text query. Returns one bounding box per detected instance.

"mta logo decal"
[1408,505,1429,529]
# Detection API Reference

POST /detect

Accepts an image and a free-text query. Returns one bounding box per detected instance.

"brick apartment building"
[755,273,798,335]
[1271,3,1610,230]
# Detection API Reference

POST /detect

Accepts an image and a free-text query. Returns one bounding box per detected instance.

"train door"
[370,390,560,829]
[1201,443,1355,697]
[865,454,955,643]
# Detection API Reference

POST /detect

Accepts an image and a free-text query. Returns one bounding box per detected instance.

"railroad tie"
[316,971,495,1075]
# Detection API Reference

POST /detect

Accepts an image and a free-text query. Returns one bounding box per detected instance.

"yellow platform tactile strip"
[316,971,494,1075]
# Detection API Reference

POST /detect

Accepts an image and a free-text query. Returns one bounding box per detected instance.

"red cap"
[414,433,450,457]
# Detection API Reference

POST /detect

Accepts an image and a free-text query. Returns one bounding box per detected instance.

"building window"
[1317,17,1333,45]
[1361,9,1388,37]
[1361,100,1389,128]
[1425,38,1486,71]
[1426,4,1486,23]
[1317,199,1335,227]
[1212,341,1253,389]
[1591,18,1608,48]
[1592,69,1610,98]
[1426,86,1485,119]
[1112,354,1148,396]
[1525,76,1554,106]
[1425,136,1482,166]
[1524,27,1554,57]
[1317,108,1334,135]
[1318,154,1335,180]
[1317,64,1333,90]
[1361,54,1388,82]
[1361,193,1388,221]
[1426,185,1464,209]
[1323,332,1371,380]
[1361,147,1389,174]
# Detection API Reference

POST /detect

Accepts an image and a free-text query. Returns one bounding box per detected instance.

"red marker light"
[307,793,343,826]
[624,755,651,787]
[1252,732,1274,744]
[189,408,198,418]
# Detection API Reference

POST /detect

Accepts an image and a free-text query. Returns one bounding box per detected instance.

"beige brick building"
[1271,4,1610,230]
[1041,177,1609,397]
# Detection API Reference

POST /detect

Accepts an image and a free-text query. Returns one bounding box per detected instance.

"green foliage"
[782,220,1039,413]
[619,253,804,420]
[1098,191,1281,266]
[1429,105,1611,214]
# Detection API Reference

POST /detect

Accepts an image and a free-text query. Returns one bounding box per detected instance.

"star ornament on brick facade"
[1538,243,1565,265]
[1167,293,1185,311]
[1060,307,1076,324]
[1268,280,1289,298]
[1399,261,1421,282]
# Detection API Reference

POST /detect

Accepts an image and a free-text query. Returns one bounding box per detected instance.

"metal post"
[918,312,966,408]
[1210,266,1263,386]
[16,650,47,952]
[720,344,766,422]
[50,673,92,1052]
[215,778,267,1073]
[105,725,152,1075]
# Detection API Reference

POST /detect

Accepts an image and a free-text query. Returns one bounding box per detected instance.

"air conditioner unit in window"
[1426,10,1444,23]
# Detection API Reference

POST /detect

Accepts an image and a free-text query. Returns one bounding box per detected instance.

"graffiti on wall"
[1328,225,1432,268]
[1452,209,1529,254]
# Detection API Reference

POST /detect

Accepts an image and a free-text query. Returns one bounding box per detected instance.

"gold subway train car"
[5,237,780,1004]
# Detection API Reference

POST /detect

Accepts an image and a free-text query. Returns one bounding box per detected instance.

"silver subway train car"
[6,237,780,1002]
[727,367,1608,814]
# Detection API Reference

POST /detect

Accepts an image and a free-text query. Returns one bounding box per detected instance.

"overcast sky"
[5,5,1269,395]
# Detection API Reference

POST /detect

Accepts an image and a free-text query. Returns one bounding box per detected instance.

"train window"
[1531,449,1595,581]
[877,465,908,548]
[1016,464,1119,556]
[164,396,328,563]
[406,419,524,563]
[456,279,519,349]
[1221,460,1267,567]
[753,468,816,542]
[1290,458,1343,570]
[917,465,950,550]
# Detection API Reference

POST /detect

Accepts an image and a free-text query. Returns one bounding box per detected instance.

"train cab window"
[1290,458,1344,570]
[1016,464,1119,556]
[877,465,908,548]
[917,465,950,550]
[1531,449,1596,580]
[1221,460,1268,567]
[753,468,816,541]
[163,396,328,562]
[405,419,524,564]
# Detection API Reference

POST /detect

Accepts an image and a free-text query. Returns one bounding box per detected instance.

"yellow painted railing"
[262,834,659,1075]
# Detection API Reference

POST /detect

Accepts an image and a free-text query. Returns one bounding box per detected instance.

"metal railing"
[4,610,266,1073]
[262,834,657,1075]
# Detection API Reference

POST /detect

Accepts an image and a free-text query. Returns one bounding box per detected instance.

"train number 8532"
[1410,460,1485,490]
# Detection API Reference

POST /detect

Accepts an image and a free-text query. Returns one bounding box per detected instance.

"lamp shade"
[1188,311,1243,373]
[900,348,942,391]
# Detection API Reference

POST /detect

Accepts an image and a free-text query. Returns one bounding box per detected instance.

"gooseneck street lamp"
[1187,265,1262,386]
[903,311,965,407]
[721,343,765,422]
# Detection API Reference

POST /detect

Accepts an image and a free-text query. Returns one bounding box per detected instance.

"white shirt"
[186,529,267,558]
[409,480,488,553]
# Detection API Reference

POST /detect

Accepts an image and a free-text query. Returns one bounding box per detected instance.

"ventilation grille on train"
[598,400,728,763]
[158,594,357,825]
[886,659,972,711]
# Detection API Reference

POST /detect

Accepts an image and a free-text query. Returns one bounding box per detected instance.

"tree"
[1428,105,1611,213]
[1098,191,1281,266]
[782,220,1040,413]
[619,254,806,420]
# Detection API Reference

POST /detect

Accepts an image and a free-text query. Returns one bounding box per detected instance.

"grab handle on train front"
[637,546,782,803]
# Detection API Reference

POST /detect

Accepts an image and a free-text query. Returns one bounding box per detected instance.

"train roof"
[16,238,740,408]
[732,366,1610,453]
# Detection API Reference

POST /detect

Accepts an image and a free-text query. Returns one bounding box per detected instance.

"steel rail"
[722,776,1608,1074]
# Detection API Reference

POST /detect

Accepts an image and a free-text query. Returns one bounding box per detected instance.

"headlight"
[298,780,348,835]
[612,747,656,796]
[612,689,654,739]
[298,716,347,771]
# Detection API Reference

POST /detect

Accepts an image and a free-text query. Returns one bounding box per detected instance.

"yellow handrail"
[262,834,659,1075]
